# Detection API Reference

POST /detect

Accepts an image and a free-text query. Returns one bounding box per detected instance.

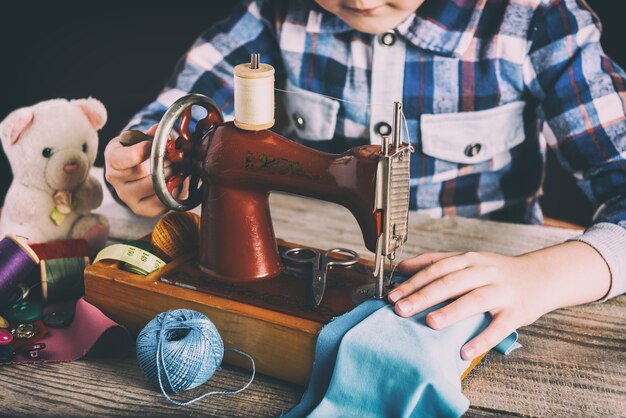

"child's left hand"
[387,241,611,360]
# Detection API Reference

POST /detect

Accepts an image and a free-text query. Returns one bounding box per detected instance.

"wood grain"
[0,168,623,417]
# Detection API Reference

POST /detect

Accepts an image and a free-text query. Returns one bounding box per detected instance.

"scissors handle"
[282,247,320,264]
[322,248,360,267]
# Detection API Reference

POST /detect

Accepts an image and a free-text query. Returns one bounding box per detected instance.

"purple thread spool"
[0,235,40,307]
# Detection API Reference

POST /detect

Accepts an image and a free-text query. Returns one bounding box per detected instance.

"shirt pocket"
[420,101,526,166]
[282,80,340,141]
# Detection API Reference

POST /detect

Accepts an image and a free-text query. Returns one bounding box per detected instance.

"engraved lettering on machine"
[244,151,320,179]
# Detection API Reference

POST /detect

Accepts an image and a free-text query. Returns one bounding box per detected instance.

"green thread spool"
[40,257,89,303]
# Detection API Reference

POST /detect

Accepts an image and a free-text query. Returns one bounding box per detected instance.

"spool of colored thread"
[0,235,40,307]
[151,212,200,261]
[29,239,90,261]
[40,257,89,303]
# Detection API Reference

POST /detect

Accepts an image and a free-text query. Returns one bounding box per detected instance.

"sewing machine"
[84,54,417,384]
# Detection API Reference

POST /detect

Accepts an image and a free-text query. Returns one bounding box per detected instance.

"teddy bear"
[0,98,109,250]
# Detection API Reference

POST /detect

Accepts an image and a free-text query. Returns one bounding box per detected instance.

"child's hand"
[104,124,171,217]
[387,242,611,360]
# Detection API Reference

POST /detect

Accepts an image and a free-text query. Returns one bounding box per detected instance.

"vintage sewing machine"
[84,54,415,384]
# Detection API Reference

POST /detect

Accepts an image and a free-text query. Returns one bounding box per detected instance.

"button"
[0,315,8,329]
[11,323,38,340]
[464,143,482,157]
[375,121,392,136]
[44,311,74,328]
[292,113,306,130]
[0,345,16,363]
[0,329,13,345]
[1,300,43,324]
[379,31,396,46]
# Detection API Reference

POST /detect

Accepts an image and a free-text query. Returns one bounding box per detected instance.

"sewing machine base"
[84,239,484,385]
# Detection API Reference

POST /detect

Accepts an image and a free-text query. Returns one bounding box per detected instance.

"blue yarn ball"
[136,309,224,393]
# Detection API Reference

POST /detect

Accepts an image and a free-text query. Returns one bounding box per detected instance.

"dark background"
[0,1,621,225]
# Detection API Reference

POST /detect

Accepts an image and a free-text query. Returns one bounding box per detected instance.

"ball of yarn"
[151,212,200,261]
[136,309,224,393]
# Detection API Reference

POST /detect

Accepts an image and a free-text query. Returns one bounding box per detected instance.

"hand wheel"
[151,94,223,211]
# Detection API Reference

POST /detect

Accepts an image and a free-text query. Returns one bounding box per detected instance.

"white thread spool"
[234,56,275,131]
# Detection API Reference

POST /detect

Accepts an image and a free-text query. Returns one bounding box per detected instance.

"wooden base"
[84,239,484,385]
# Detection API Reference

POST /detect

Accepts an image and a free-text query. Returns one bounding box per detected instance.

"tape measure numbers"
[94,244,166,275]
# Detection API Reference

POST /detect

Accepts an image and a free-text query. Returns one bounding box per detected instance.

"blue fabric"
[285,299,520,418]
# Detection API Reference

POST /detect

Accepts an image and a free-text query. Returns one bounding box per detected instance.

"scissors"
[282,247,360,308]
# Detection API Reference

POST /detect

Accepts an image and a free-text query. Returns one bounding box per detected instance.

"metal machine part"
[373,102,411,299]
[151,94,223,212]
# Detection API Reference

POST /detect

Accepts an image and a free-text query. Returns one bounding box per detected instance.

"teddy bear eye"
[82,142,88,153]
[42,148,53,158]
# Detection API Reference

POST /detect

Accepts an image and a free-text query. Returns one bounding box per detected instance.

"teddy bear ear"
[71,97,107,131]
[0,107,35,145]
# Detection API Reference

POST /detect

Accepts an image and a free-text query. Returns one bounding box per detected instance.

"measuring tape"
[94,244,166,275]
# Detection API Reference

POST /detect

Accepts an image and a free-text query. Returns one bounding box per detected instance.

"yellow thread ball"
[151,212,200,261]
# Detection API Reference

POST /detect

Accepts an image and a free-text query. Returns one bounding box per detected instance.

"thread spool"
[29,239,90,261]
[0,235,40,307]
[136,310,224,393]
[40,257,89,303]
[151,212,200,261]
[234,53,275,131]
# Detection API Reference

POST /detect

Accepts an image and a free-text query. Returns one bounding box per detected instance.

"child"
[104,0,625,361]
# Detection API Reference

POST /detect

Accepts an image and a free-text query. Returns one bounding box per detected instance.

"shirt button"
[375,121,392,136]
[464,143,482,157]
[292,113,306,130]
[379,31,396,46]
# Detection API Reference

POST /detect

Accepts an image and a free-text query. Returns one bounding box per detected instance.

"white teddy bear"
[0,98,109,250]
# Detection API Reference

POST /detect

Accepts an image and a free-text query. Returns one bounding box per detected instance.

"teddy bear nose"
[64,163,79,173]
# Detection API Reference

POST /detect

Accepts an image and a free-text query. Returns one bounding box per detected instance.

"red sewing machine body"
[195,122,381,282]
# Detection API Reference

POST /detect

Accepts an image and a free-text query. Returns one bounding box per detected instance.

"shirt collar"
[306,0,486,57]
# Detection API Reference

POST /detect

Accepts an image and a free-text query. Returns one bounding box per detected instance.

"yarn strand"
[157,345,256,406]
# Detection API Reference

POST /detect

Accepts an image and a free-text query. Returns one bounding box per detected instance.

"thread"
[275,87,387,108]
[40,257,89,303]
[29,239,90,261]
[234,62,275,130]
[0,235,40,307]
[136,309,255,406]
[151,212,200,261]
[275,87,414,145]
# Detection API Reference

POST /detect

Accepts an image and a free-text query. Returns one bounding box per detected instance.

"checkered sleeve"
[525,0,626,300]
[124,0,285,131]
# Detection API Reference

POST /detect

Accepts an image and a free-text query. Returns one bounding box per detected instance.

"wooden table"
[1,169,624,417]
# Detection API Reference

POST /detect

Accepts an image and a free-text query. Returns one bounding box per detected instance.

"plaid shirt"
[126,0,626,297]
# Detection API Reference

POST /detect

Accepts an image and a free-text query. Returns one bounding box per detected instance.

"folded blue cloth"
[284,299,520,418]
